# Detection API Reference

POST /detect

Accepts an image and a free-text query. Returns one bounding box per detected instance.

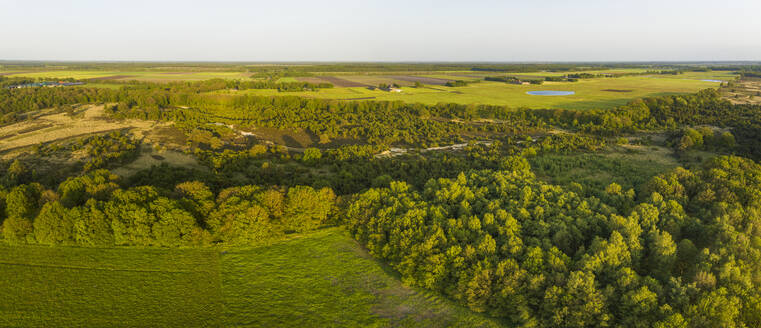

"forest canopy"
[348,156,761,327]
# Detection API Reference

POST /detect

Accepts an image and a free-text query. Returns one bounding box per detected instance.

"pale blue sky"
[1,0,759,61]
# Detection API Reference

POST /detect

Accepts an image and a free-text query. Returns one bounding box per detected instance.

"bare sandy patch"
[0,105,170,152]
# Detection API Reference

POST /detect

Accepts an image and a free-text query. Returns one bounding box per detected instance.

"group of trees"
[445,80,471,87]
[485,76,543,84]
[103,78,333,93]
[0,170,336,247]
[170,137,608,197]
[673,127,736,152]
[0,86,110,124]
[347,155,761,327]
[75,132,141,171]
[107,94,532,148]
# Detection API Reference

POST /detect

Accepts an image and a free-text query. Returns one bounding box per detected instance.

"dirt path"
[375,141,492,158]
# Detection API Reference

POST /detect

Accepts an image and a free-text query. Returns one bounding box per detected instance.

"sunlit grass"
[0,228,502,328]
[223,71,733,110]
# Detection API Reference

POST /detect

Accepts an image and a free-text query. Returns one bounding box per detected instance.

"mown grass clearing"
[0,228,502,328]
[221,227,503,328]
[0,246,223,328]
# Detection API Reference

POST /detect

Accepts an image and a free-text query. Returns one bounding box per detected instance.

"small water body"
[526,90,575,96]
[701,79,724,83]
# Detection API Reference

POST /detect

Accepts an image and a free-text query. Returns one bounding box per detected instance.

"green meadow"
[224,72,729,110]
[0,228,502,328]
[0,246,222,327]
[1,67,736,110]
[0,70,250,81]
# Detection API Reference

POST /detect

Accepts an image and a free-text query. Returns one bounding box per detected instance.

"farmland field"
[223,72,732,110]
[1,67,736,109]
[0,228,502,328]
[0,70,251,82]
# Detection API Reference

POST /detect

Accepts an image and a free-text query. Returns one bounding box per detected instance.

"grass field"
[529,145,680,192]
[0,246,223,328]
[224,72,731,110]
[0,70,251,81]
[2,68,737,109]
[0,228,503,328]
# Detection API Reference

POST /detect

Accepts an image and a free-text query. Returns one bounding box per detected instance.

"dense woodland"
[3,65,761,327]
[1,169,336,247]
[348,156,761,327]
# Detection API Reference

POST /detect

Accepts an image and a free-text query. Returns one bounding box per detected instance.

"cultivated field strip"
[298,75,369,87]
[388,75,453,85]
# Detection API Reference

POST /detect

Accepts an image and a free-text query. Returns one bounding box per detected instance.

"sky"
[1,0,760,62]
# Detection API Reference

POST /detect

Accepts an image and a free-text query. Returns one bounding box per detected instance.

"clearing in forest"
[0,228,503,328]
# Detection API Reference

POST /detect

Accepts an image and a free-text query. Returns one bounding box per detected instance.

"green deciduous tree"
[283,186,335,232]
[33,201,76,245]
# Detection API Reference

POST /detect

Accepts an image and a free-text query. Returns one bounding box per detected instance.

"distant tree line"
[445,80,470,87]
[99,78,333,92]
[484,76,543,84]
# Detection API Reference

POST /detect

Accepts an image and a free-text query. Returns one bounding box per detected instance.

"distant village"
[5,81,84,89]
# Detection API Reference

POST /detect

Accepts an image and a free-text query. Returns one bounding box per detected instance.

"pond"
[526,90,575,96]
[701,79,724,83]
